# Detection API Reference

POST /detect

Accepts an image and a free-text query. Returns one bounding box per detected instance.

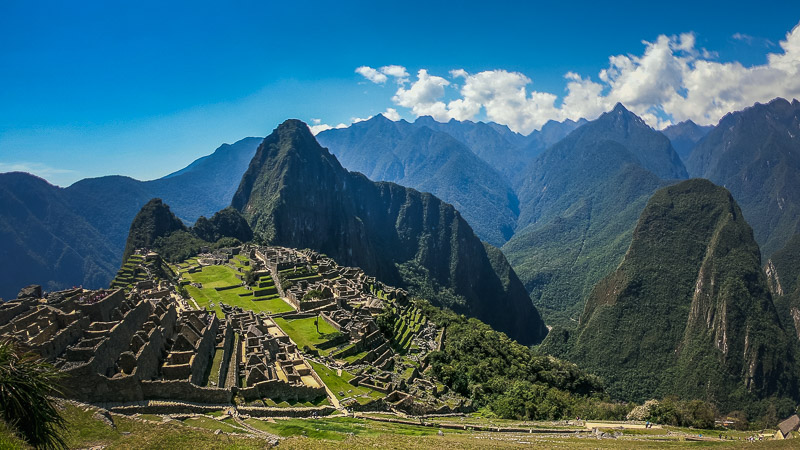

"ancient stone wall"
[77,289,126,322]
[90,299,152,377]
[239,379,326,402]
[0,299,35,326]
[35,315,87,360]
[189,314,218,384]
[238,405,336,418]
[140,380,233,404]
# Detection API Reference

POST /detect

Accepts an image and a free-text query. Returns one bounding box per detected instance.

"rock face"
[17,285,42,299]
[765,234,800,341]
[504,104,686,325]
[550,179,797,406]
[686,98,800,258]
[233,119,547,345]
[122,199,188,262]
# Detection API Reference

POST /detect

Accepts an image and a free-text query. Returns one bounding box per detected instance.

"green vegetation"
[206,348,225,386]
[0,340,67,448]
[122,198,189,263]
[377,302,426,352]
[123,199,253,265]
[55,403,264,449]
[245,416,449,441]
[192,207,253,243]
[307,361,384,404]
[110,254,149,290]
[273,317,339,354]
[181,416,246,434]
[180,264,292,318]
[186,265,242,288]
[302,289,327,301]
[686,98,800,258]
[548,179,800,418]
[417,299,607,421]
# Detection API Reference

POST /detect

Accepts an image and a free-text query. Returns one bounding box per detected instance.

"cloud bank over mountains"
[349,20,800,134]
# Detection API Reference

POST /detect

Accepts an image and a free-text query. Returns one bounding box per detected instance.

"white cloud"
[355,66,388,84]
[379,65,409,84]
[356,64,410,85]
[357,20,800,133]
[382,108,401,121]
[308,122,347,135]
[392,69,451,121]
[351,115,373,123]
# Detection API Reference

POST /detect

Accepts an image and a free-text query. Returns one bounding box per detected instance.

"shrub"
[0,340,67,448]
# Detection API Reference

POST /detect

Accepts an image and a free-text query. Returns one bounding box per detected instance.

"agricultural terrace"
[308,360,385,405]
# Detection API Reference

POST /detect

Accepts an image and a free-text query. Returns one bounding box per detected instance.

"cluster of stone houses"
[0,275,231,404]
[219,304,326,402]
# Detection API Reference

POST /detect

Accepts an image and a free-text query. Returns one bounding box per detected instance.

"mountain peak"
[565,178,794,404]
[414,115,437,125]
[122,198,187,262]
[277,118,315,138]
[612,102,629,113]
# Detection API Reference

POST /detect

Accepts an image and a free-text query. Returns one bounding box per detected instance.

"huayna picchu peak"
[544,179,799,408]
[232,119,547,345]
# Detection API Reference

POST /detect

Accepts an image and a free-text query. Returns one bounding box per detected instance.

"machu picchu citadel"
[0,244,463,420]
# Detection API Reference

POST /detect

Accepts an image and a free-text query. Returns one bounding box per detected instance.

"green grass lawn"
[186,279,294,319]
[184,265,243,288]
[273,317,339,353]
[307,360,384,404]
[54,403,266,449]
[5,401,796,450]
[245,416,448,441]
[231,255,250,269]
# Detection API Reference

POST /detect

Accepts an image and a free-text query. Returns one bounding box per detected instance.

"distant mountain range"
[316,115,520,246]
[687,98,800,258]
[0,137,260,299]
[4,98,800,341]
[661,120,713,161]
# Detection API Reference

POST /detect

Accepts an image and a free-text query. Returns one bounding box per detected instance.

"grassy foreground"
[2,402,798,449]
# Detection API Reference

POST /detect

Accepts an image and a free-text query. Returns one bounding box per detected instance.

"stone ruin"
[0,244,460,416]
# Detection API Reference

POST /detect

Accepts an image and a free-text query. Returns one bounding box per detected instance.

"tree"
[0,340,67,448]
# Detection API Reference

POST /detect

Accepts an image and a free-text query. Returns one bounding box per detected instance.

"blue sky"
[1,1,799,186]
